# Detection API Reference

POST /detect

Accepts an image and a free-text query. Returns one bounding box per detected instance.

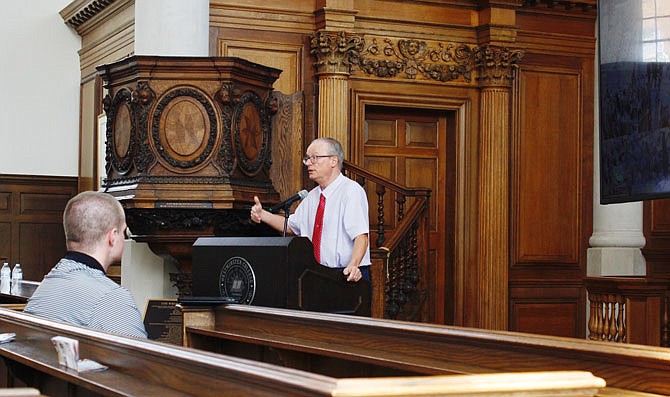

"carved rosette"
[310,30,365,75]
[232,91,272,177]
[104,88,135,176]
[474,45,524,87]
[151,87,219,172]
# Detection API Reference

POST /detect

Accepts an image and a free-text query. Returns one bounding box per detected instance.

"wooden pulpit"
[97,56,282,294]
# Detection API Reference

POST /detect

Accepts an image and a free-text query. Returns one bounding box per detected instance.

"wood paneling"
[0,193,9,213]
[515,67,581,264]
[405,157,437,228]
[19,223,67,282]
[0,223,9,263]
[219,39,303,95]
[510,8,595,336]
[362,155,397,232]
[365,119,396,146]
[512,302,580,338]
[19,193,71,216]
[0,175,77,281]
[643,198,670,278]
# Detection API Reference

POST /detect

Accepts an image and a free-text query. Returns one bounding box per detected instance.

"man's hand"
[342,264,362,282]
[250,196,263,224]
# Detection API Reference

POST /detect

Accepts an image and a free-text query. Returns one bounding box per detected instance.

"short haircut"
[63,191,125,248]
[314,137,344,170]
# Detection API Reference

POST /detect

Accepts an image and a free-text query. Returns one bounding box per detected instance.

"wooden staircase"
[343,161,431,321]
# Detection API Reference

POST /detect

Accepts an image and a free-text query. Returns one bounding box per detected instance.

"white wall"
[0,0,81,176]
[135,0,209,56]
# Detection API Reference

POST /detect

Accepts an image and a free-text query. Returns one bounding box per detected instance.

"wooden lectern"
[191,236,371,316]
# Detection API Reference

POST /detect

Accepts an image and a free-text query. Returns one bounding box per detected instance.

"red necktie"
[312,194,326,263]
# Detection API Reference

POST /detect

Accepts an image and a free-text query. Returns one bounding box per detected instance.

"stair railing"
[343,160,431,321]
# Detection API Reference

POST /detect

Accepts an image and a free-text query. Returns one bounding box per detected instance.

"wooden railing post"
[376,184,386,247]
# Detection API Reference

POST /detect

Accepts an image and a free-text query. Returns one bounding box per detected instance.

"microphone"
[269,190,308,213]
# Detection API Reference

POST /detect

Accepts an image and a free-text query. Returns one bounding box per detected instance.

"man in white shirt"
[250,137,371,282]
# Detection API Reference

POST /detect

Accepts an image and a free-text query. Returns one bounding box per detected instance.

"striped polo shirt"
[24,252,147,339]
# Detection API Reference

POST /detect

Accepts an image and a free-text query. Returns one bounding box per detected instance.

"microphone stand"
[281,205,290,237]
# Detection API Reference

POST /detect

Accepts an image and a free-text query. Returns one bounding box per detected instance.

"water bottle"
[11,264,22,294]
[0,263,10,294]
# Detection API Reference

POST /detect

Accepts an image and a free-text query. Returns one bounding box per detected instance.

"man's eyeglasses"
[302,155,334,165]
[123,227,132,239]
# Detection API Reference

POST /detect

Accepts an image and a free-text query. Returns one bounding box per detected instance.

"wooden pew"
[0,308,604,397]
[182,304,670,396]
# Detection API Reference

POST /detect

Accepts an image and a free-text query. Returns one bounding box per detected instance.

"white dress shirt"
[288,173,371,268]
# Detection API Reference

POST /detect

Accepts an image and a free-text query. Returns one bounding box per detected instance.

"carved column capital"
[474,45,524,87]
[310,30,364,76]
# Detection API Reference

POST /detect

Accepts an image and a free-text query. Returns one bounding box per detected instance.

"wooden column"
[310,31,364,148]
[477,86,510,330]
[317,74,349,146]
[474,46,523,330]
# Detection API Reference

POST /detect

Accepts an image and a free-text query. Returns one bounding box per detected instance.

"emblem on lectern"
[219,256,256,304]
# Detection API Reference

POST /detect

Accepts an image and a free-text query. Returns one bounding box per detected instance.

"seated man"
[24,191,147,338]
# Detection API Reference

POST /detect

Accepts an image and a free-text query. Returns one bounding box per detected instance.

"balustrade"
[585,276,670,346]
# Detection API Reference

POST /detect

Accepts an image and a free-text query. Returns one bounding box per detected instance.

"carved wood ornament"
[310,31,524,86]
[98,56,280,193]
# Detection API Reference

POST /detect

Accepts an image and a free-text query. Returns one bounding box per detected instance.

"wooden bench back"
[182,304,670,395]
[0,308,606,396]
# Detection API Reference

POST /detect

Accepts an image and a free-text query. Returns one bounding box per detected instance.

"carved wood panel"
[270,91,304,200]
[98,56,281,206]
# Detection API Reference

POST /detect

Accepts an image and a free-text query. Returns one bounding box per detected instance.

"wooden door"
[362,105,454,324]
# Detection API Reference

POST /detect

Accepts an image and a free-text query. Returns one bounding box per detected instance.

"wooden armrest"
[597,387,669,397]
[0,305,25,311]
[0,388,42,396]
